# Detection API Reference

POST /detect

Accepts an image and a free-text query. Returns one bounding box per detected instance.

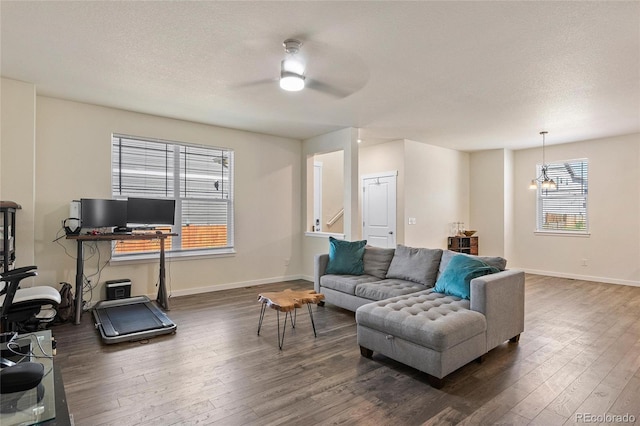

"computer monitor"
[126,198,176,226]
[80,199,128,229]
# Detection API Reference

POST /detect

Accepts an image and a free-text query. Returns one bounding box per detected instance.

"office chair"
[0,266,62,332]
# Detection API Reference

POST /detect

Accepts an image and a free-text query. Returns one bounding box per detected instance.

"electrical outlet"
[581,258,588,266]
[408,217,416,225]
[284,258,290,266]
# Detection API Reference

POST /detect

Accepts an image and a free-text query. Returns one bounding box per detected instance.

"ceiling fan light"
[280,73,305,91]
[282,58,305,75]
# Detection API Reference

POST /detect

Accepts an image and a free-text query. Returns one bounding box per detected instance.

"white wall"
[403,140,469,249]
[469,148,515,258]
[316,150,344,233]
[470,149,505,256]
[1,78,37,267]
[32,96,302,299]
[301,127,358,278]
[503,149,515,261]
[5,77,637,293]
[358,139,470,250]
[512,133,640,286]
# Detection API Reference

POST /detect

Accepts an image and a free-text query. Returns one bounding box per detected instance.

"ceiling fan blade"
[306,79,352,98]
[232,78,278,89]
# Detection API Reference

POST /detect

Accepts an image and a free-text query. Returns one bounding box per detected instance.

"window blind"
[536,159,588,232]
[112,137,174,197]
[112,134,234,255]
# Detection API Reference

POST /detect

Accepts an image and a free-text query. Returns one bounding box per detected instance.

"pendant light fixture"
[529,131,557,190]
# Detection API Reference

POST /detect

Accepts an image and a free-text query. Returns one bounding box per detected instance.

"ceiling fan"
[238,38,356,98]
[279,38,353,97]
[279,39,306,91]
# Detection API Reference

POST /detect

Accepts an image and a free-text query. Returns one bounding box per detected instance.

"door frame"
[313,162,323,232]
[361,170,398,247]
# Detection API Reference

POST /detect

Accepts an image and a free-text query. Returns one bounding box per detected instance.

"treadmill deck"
[93,296,176,344]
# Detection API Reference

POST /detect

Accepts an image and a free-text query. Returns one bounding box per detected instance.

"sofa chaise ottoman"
[314,241,525,387]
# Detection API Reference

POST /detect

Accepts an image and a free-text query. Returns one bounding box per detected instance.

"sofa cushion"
[438,250,507,278]
[325,237,367,275]
[434,254,499,299]
[363,246,395,279]
[320,274,380,295]
[355,279,427,301]
[356,290,485,351]
[386,245,442,287]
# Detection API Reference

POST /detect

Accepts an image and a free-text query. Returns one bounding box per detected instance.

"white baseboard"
[135,269,637,301]
[155,274,308,298]
[516,267,640,288]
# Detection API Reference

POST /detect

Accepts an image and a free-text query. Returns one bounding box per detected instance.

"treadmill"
[92,296,176,344]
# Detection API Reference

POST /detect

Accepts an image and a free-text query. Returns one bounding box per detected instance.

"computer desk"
[66,233,177,325]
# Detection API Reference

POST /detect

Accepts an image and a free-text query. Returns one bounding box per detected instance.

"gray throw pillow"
[363,246,395,279]
[438,250,507,278]
[386,245,443,287]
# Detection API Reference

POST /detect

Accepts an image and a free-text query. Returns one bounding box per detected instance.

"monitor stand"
[92,296,176,344]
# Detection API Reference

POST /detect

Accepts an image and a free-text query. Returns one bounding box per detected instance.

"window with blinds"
[112,134,234,255]
[536,159,588,233]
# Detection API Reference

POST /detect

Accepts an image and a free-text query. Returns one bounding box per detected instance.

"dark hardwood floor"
[50,275,640,425]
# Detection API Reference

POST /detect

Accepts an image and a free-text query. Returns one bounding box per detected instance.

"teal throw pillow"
[325,237,367,275]
[434,254,499,299]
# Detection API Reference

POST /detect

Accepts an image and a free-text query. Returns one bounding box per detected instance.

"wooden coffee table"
[257,289,325,350]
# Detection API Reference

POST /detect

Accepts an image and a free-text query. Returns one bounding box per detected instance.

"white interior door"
[362,172,397,248]
[313,162,322,232]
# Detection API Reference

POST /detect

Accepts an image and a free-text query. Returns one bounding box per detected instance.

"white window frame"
[535,158,589,235]
[111,134,234,259]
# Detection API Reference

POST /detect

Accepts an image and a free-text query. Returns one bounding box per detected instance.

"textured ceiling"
[1,1,638,151]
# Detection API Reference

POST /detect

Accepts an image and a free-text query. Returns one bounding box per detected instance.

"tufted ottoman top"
[355,289,486,351]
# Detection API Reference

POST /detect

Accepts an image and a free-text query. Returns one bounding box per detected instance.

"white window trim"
[304,231,345,239]
[534,230,591,237]
[535,158,589,234]
[111,133,234,258]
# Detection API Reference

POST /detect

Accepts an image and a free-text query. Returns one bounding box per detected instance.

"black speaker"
[0,362,44,394]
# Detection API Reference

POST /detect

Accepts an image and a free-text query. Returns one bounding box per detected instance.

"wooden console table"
[66,233,176,325]
[448,236,478,255]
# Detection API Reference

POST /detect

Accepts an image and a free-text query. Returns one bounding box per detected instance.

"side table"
[257,289,324,350]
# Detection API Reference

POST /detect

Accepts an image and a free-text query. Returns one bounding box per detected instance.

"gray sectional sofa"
[314,244,525,387]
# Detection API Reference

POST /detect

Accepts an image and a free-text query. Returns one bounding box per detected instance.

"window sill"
[304,231,345,239]
[111,248,236,265]
[534,231,590,237]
